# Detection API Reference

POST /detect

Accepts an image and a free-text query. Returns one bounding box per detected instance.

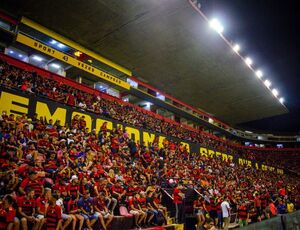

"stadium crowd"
[0,59,299,230]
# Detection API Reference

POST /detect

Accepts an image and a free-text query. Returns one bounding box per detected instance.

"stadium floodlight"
[32,55,43,62]
[245,57,253,67]
[264,79,271,88]
[233,44,240,53]
[255,70,263,79]
[18,54,23,58]
[209,18,224,33]
[272,88,279,97]
[51,63,61,69]
[50,39,57,44]
[279,97,284,104]
[9,50,14,54]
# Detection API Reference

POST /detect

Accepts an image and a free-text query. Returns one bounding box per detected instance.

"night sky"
[200,0,300,133]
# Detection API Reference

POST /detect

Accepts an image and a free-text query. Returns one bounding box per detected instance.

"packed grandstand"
[0,55,300,230]
[0,1,300,230]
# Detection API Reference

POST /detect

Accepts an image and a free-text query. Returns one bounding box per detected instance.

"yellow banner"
[16,33,130,90]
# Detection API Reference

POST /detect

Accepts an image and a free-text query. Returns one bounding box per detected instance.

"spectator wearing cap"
[67,175,80,201]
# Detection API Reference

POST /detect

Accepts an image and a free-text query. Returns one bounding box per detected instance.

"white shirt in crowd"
[221,200,231,218]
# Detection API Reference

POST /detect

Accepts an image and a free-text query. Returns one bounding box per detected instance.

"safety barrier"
[240,210,300,230]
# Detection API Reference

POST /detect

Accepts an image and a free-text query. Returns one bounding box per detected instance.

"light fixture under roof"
[32,55,43,62]
[57,43,65,48]
[245,57,253,67]
[264,79,271,88]
[233,44,240,53]
[279,97,284,104]
[272,88,279,97]
[255,70,263,78]
[51,63,61,69]
[209,18,224,34]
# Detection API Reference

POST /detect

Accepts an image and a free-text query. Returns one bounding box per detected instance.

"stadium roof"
[1,0,288,125]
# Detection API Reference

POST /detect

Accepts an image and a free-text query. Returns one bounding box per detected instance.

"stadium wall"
[0,86,284,175]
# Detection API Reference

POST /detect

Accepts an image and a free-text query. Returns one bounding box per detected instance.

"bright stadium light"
[245,57,253,67]
[233,44,240,53]
[50,39,57,44]
[209,18,224,33]
[264,79,271,88]
[272,89,279,97]
[32,55,43,62]
[255,70,263,78]
[279,97,284,104]
[18,54,23,58]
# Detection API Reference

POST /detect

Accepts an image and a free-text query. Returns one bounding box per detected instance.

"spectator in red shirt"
[36,188,52,229]
[237,200,249,227]
[173,183,185,224]
[128,193,146,228]
[17,188,41,230]
[111,180,126,203]
[93,192,113,230]
[19,171,44,198]
[67,175,80,200]
[79,116,86,130]
[45,196,62,230]
[0,195,18,230]
[66,92,76,107]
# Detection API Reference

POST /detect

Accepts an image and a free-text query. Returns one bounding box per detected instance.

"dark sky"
[200,0,300,133]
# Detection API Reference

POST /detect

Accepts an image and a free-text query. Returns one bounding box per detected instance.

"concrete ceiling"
[1,0,288,125]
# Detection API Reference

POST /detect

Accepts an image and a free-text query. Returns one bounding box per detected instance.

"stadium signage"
[15,33,130,90]
[0,87,284,175]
